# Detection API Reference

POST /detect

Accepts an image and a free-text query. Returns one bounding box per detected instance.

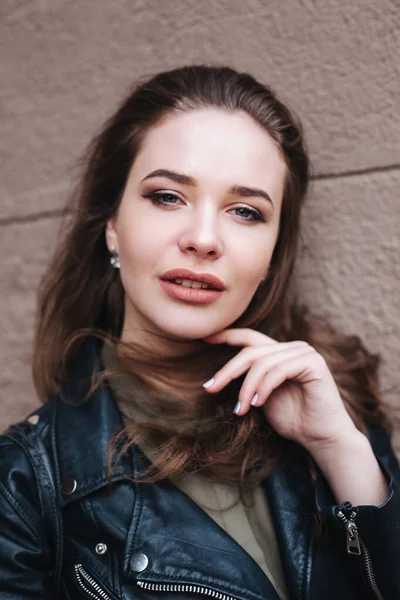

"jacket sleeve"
[316,424,400,599]
[0,434,56,599]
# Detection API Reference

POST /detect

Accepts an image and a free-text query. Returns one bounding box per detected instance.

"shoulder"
[1,374,132,513]
[0,402,64,580]
[0,402,61,562]
[0,398,57,510]
[0,396,58,469]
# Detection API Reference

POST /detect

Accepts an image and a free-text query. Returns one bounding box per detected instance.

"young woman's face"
[106,108,286,344]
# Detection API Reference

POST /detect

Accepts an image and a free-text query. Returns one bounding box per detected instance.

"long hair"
[32,64,390,488]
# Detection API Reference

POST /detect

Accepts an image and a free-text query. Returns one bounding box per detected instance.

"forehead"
[130,108,286,201]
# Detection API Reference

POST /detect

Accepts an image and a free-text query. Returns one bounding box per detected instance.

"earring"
[110,246,120,269]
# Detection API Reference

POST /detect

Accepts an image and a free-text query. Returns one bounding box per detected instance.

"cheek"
[117,213,159,266]
[232,240,274,289]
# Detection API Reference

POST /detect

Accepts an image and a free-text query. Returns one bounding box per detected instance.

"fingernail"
[202,378,215,389]
[233,401,241,414]
[251,393,259,406]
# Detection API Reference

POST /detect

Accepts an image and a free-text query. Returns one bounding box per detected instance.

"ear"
[105,219,118,253]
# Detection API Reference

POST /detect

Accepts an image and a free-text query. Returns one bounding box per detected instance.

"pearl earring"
[110,246,120,269]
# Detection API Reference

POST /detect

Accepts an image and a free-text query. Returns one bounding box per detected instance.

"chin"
[155,316,236,342]
[160,325,213,341]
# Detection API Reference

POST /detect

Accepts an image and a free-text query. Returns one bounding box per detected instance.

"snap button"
[62,477,77,495]
[95,542,107,555]
[131,552,148,572]
[28,414,40,425]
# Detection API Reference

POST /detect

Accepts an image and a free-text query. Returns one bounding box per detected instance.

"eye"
[143,191,266,223]
[143,191,182,207]
[230,206,266,222]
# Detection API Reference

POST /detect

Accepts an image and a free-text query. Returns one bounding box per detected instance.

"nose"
[178,206,223,260]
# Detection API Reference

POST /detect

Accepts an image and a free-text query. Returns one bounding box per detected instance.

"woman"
[0,65,399,600]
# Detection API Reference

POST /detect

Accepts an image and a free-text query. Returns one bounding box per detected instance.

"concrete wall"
[1,1,399,449]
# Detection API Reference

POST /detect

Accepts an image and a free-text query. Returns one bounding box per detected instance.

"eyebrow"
[141,168,274,208]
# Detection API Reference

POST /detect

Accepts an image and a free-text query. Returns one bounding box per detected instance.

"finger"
[237,347,315,413]
[249,352,322,415]
[203,342,310,393]
[235,348,314,415]
[203,327,278,348]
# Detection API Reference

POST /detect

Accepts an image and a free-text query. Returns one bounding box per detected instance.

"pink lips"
[159,268,226,305]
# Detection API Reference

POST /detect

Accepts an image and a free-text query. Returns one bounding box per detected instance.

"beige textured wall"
[1,1,399,449]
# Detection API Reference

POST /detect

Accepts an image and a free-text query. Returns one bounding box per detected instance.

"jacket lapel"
[123,445,281,600]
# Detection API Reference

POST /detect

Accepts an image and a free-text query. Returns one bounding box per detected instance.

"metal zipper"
[137,580,239,599]
[336,505,384,600]
[75,563,239,600]
[75,564,113,600]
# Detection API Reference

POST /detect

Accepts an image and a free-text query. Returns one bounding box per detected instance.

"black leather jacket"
[1,337,400,600]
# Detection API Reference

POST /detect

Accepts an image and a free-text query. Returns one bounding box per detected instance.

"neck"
[119,324,212,401]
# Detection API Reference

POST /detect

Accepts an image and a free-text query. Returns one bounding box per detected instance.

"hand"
[202,327,358,451]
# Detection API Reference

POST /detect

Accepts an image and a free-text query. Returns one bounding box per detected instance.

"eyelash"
[143,191,266,223]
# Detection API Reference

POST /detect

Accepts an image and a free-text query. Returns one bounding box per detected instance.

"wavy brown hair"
[32,64,390,488]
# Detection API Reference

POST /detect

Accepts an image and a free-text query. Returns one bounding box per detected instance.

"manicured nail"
[233,401,241,414]
[251,393,259,406]
[203,378,215,389]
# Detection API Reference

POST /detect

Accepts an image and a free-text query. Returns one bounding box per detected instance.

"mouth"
[160,269,226,291]
[159,270,226,305]
[168,278,216,290]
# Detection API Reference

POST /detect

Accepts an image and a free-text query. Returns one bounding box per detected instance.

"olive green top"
[101,342,288,600]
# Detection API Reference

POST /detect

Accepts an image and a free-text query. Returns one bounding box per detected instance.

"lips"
[160,268,226,291]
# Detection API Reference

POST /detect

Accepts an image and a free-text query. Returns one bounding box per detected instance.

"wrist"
[306,427,390,506]
[303,422,363,463]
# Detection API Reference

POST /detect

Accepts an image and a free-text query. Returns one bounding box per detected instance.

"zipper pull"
[337,508,361,556]
[345,511,361,556]
[335,507,383,597]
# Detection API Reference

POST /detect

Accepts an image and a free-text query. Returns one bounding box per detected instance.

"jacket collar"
[52,336,133,506]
